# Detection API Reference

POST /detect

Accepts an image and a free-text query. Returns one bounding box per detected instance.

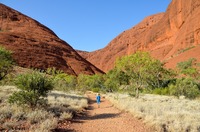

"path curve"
[68,93,152,132]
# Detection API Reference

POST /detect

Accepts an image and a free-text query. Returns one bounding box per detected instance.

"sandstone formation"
[78,0,200,72]
[0,4,104,75]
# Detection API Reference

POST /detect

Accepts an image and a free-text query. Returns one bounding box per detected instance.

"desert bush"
[53,73,77,91]
[169,78,200,99]
[152,87,170,95]
[0,46,13,81]
[46,67,63,76]
[36,118,58,132]
[77,74,104,92]
[177,58,200,78]
[29,118,58,132]
[0,103,27,127]
[8,71,53,108]
[0,85,88,131]
[27,109,53,124]
[0,105,12,123]
[60,112,73,120]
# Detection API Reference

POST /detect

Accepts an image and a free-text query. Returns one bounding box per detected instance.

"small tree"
[0,46,13,80]
[9,71,53,109]
[115,51,171,98]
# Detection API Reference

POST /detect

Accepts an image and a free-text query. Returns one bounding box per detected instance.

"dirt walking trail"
[68,93,152,132]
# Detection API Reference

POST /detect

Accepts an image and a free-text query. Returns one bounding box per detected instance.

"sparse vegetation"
[0,86,88,131]
[177,46,195,54]
[106,93,200,132]
[46,67,64,76]
[0,49,200,131]
[177,58,200,78]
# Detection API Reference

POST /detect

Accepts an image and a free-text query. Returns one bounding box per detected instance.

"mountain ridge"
[78,0,200,72]
[0,3,104,75]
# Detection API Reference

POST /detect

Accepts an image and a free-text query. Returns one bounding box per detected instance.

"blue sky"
[1,0,171,51]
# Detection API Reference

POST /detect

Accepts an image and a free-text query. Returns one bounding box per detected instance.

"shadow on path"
[86,113,121,120]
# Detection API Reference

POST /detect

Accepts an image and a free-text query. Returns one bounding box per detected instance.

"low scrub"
[0,86,88,131]
[8,71,53,109]
[106,93,200,132]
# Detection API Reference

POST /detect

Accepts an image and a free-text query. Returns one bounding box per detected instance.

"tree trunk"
[135,87,139,98]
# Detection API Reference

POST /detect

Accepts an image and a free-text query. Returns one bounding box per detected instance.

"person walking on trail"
[96,93,101,108]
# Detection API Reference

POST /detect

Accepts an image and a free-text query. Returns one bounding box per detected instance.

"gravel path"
[68,93,152,132]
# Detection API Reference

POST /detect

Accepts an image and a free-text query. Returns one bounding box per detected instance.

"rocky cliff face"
[79,0,200,72]
[0,4,103,75]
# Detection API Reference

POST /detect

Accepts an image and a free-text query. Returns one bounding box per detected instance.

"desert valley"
[1,0,200,131]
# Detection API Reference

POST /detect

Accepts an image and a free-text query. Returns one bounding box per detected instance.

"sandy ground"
[67,93,152,132]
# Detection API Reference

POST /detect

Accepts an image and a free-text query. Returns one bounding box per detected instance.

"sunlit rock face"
[0,4,104,75]
[78,0,200,72]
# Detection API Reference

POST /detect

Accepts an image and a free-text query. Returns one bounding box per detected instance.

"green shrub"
[177,58,199,78]
[91,87,100,93]
[53,73,77,91]
[0,46,13,80]
[46,67,63,76]
[77,74,104,92]
[169,78,200,99]
[152,87,170,95]
[0,73,16,86]
[8,71,53,108]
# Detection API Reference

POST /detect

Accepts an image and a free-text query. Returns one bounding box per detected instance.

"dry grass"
[30,118,58,132]
[60,112,73,120]
[106,93,200,132]
[0,86,88,131]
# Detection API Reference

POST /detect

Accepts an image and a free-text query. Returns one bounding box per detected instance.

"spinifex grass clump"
[8,71,53,109]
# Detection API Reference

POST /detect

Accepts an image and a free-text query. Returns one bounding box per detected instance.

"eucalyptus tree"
[115,51,172,97]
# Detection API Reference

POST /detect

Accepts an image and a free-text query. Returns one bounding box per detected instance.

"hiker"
[96,93,101,108]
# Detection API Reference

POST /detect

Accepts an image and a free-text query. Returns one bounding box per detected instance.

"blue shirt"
[96,95,101,103]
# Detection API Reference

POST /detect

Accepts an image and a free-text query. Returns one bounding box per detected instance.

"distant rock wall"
[0,4,104,75]
[78,0,200,72]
